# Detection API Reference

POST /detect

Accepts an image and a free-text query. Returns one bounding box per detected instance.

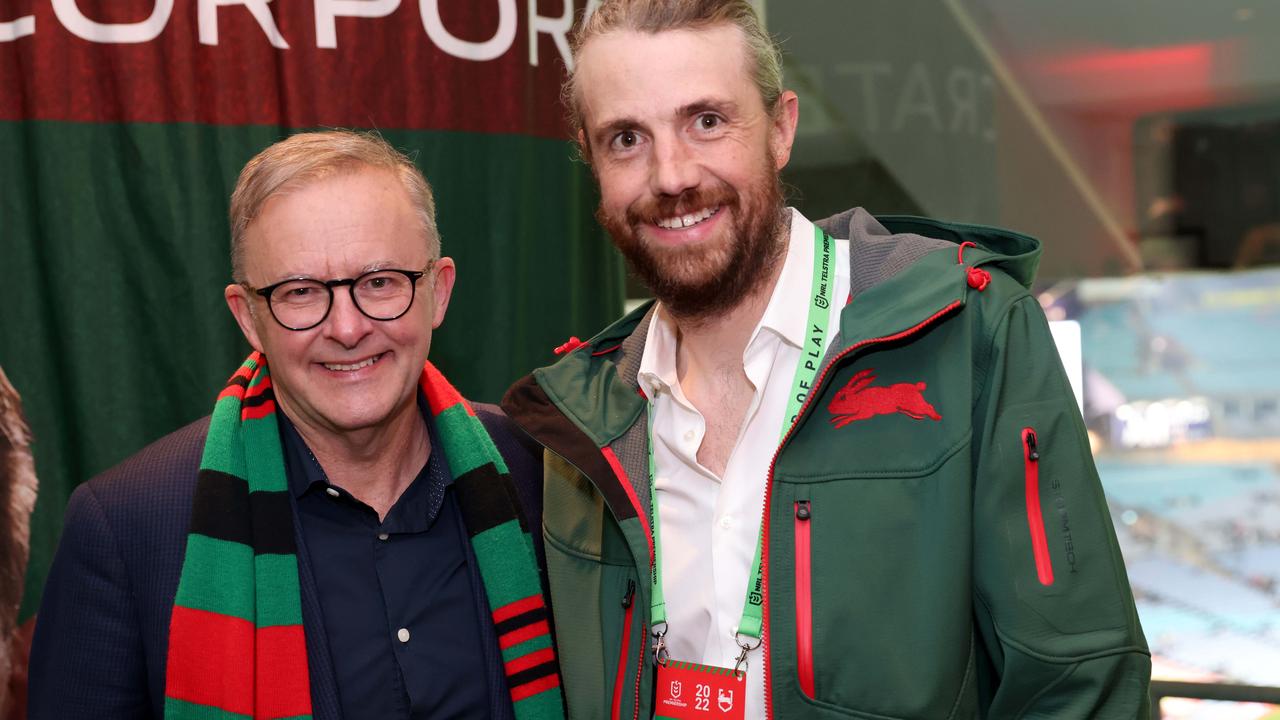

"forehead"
[243,168,425,279]
[575,24,761,127]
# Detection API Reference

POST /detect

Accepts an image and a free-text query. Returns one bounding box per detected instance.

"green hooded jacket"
[503,209,1151,720]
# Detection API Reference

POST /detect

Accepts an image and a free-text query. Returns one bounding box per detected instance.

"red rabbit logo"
[828,369,941,428]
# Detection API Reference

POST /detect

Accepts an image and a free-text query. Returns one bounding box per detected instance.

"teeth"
[324,354,381,372]
[656,206,718,230]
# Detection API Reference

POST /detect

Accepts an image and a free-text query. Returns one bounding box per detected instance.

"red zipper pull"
[1025,430,1040,461]
[796,500,811,520]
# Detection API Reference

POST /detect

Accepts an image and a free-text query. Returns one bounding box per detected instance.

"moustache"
[625,186,738,227]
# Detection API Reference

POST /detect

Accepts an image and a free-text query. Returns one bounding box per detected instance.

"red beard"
[598,155,788,320]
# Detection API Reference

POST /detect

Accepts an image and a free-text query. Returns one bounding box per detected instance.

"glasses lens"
[353,270,415,320]
[269,279,330,329]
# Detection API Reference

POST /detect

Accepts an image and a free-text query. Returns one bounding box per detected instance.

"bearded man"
[502,2,1152,718]
[30,131,563,720]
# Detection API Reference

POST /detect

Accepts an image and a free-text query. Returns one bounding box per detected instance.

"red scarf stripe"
[240,400,276,422]
[215,358,259,401]
[167,607,312,717]
[166,607,255,715]
[420,365,474,417]
[510,674,561,702]
[243,373,273,399]
[492,594,545,624]
[498,619,551,650]
[253,625,313,718]
[504,647,556,676]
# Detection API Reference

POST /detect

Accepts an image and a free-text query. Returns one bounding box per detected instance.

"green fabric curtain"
[0,1,622,621]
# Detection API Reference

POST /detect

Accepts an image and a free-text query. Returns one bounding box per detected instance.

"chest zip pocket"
[1022,427,1055,586]
[794,499,815,698]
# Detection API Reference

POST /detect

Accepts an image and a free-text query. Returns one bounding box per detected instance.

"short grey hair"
[229,130,439,282]
[564,0,784,158]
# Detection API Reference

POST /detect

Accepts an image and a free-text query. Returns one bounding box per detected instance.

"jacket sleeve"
[971,295,1151,718]
[28,482,151,719]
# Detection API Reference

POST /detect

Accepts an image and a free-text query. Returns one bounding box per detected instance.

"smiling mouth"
[654,206,721,230]
[323,353,385,372]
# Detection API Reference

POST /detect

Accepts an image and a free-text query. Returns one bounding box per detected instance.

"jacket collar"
[503,207,1041,497]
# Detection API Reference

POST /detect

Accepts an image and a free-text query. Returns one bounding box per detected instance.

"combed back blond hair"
[565,0,783,154]
[229,130,438,282]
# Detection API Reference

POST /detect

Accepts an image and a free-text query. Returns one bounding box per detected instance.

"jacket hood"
[817,208,1041,293]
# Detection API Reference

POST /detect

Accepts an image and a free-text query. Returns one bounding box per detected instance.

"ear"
[769,90,800,171]
[225,284,265,353]
[576,128,593,165]
[428,257,457,330]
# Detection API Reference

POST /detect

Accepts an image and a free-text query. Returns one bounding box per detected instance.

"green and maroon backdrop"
[0,0,621,660]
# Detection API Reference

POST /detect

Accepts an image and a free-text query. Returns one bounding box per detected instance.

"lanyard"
[647,226,834,669]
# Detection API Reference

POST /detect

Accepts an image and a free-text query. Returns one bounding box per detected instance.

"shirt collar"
[279,390,444,500]
[636,208,817,398]
[756,208,819,350]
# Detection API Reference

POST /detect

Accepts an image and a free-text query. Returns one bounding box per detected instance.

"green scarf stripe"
[164,698,312,720]
[500,634,553,664]
[515,692,565,718]
[436,403,511,476]
[252,554,305,626]
[242,414,286,493]
[199,397,247,475]
[173,537,302,625]
[163,697,252,720]
[172,535,254,621]
[168,355,563,720]
[469,522,543,609]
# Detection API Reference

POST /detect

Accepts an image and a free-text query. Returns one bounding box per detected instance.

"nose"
[649,133,700,197]
[322,287,373,348]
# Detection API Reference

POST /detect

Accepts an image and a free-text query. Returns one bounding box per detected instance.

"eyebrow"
[676,98,739,119]
[263,260,401,285]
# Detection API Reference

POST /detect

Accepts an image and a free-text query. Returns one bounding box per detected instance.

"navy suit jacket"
[28,403,547,720]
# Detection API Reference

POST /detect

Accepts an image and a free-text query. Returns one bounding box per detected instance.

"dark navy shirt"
[279,401,492,720]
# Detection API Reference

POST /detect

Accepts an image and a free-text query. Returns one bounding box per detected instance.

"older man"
[30,132,563,720]
[503,2,1151,719]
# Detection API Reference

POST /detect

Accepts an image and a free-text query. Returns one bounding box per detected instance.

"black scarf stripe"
[493,607,548,638]
[189,470,296,555]
[241,387,276,409]
[454,466,525,536]
[507,661,560,690]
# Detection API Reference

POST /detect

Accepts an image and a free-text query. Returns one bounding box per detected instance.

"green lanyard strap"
[648,226,834,668]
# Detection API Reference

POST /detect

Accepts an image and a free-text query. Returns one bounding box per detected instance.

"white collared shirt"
[637,209,850,719]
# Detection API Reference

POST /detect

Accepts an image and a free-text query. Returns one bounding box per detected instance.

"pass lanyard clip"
[646,226,834,669]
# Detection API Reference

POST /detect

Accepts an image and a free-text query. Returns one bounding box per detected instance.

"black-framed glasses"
[248,265,431,331]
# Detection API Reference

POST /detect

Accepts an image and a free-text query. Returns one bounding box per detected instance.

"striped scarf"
[163,352,563,719]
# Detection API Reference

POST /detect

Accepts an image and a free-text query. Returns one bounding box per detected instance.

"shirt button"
[377,532,390,541]
[683,430,695,442]
[720,516,732,530]
[325,487,340,498]
[397,628,410,643]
